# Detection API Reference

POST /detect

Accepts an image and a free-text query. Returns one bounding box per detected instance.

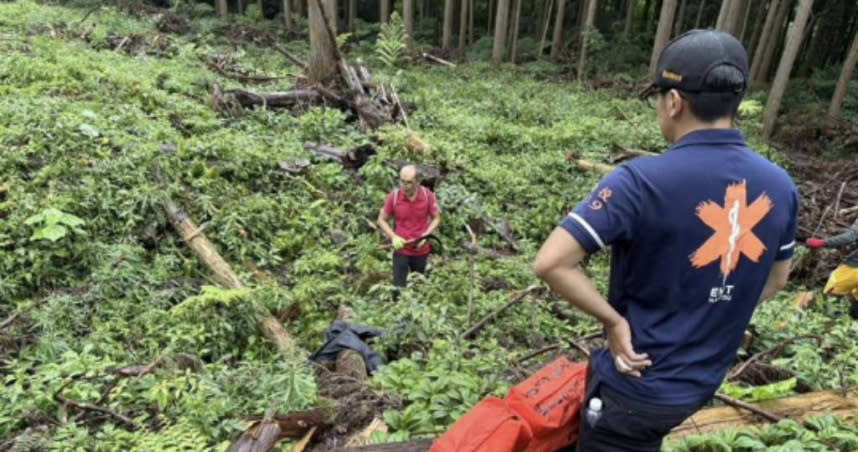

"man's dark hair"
[679,64,746,122]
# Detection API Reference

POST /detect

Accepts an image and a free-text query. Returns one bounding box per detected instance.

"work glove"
[805,237,825,249]
[415,237,427,249]
[392,236,407,250]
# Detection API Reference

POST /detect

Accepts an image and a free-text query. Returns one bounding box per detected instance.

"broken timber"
[334,389,858,451]
[158,175,296,359]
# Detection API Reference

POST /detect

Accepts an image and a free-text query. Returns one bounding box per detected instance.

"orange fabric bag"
[504,357,588,452]
[428,396,533,452]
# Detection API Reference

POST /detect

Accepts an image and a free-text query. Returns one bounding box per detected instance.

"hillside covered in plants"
[2,1,858,451]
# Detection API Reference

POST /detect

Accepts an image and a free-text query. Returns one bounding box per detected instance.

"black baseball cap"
[639,29,749,100]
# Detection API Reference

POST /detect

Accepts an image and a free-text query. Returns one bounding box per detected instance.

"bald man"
[377,165,441,298]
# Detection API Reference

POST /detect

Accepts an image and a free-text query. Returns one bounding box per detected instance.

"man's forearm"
[377,218,396,239]
[539,265,622,327]
[424,216,441,236]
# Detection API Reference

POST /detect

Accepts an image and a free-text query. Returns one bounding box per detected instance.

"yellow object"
[823,264,858,300]
[392,236,406,250]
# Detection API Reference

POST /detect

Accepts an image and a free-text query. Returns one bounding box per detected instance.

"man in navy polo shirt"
[534,30,799,451]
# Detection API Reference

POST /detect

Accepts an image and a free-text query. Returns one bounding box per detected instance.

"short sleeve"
[775,187,799,260]
[428,190,439,215]
[382,192,395,215]
[559,166,643,254]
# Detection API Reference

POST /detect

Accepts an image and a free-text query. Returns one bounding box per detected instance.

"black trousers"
[576,364,702,452]
[392,252,428,288]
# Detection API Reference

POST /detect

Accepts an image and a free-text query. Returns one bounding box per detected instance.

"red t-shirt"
[383,186,439,256]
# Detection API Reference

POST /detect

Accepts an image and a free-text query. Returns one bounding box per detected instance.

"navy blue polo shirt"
[560,129,799,406]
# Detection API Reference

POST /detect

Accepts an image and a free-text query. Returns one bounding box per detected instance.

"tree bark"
[510,0,523,63]
[755,0,790,83]
[404,0,415,48]
[550,0,567,60]
[539,0,554,58]
[160,195,295,358]
[715,0,731,30]
[458,0,468,57]
[694,0,706,29]
[746,0,769,59]
[578,0,598,81]
[763,0,814,139]
[829,31,858,120]
[650,0,677,75]
[738,0,754,41]
[380,0,390,23]
[750,0,779,81]
[492,0,511,65]
[295,0,303,17]
[347,0,356,32]
[442,0,455,49]
[308,0,339,83]
[674,0,686,36]
[216,0,228,18]
[468,0,475,44]
[624,0,636,36]
[283,0,293,33]
[727,0,747,37]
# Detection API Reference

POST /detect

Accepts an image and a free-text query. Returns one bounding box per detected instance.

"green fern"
[376,11,407,69]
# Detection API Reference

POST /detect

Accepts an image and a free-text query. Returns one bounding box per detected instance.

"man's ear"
[667,89,684,119]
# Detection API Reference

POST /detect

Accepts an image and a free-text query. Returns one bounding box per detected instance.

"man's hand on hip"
[606,317,651,378]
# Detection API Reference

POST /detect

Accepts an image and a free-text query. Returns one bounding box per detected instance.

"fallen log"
[574,159,615,175]
[461,285,537,339]
[333,438,435,452]
[225,88,321,108]
[304,142,377,171]
[462,240,515,259]
[668,388,858,440]
[155,169,295,358]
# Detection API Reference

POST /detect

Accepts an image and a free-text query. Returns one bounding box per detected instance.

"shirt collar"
[669,128,747,151]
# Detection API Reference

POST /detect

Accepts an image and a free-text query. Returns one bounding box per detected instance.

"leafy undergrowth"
[0,2,855,451]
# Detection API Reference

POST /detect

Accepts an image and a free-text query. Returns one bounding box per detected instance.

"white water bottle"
[585,397,603,428]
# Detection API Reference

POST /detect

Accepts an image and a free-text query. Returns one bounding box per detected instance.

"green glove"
[392,236,406,250]
[416,238,427,248]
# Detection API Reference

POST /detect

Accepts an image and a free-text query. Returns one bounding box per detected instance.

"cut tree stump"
[304,143,377,171]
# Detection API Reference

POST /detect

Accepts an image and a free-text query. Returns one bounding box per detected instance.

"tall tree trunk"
[488,0,495,34]
[308,0,338,83]
[347,0,356,32]
[284,0,293,32]
[755,0,789,83]
[624,0,636,36]
[404,0,415,48]
[828,30,858,120]
[510,0,523,63]
[550,0,567,60]
[296,0,303,17]
[746,0,769,57]
[762,0,814,139]
[468,0,475,44]
[380,0,390,23]
[674,0,687,36]
[726,0,747,37]
[578,0,598,80]
[803,3,842,74]
[443,0,455,49]
[458,0,468,57]
[650,0,677,74]
[750,0,779,80]
[492,0,511,65]
[641,0,652,28]
[216,0,228,18]
[539,0,555,58]
[417,0,424,26]
[694,0,706,29]
[715,0,730,30]
[257,0,263,17]
[738,0,754,41]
